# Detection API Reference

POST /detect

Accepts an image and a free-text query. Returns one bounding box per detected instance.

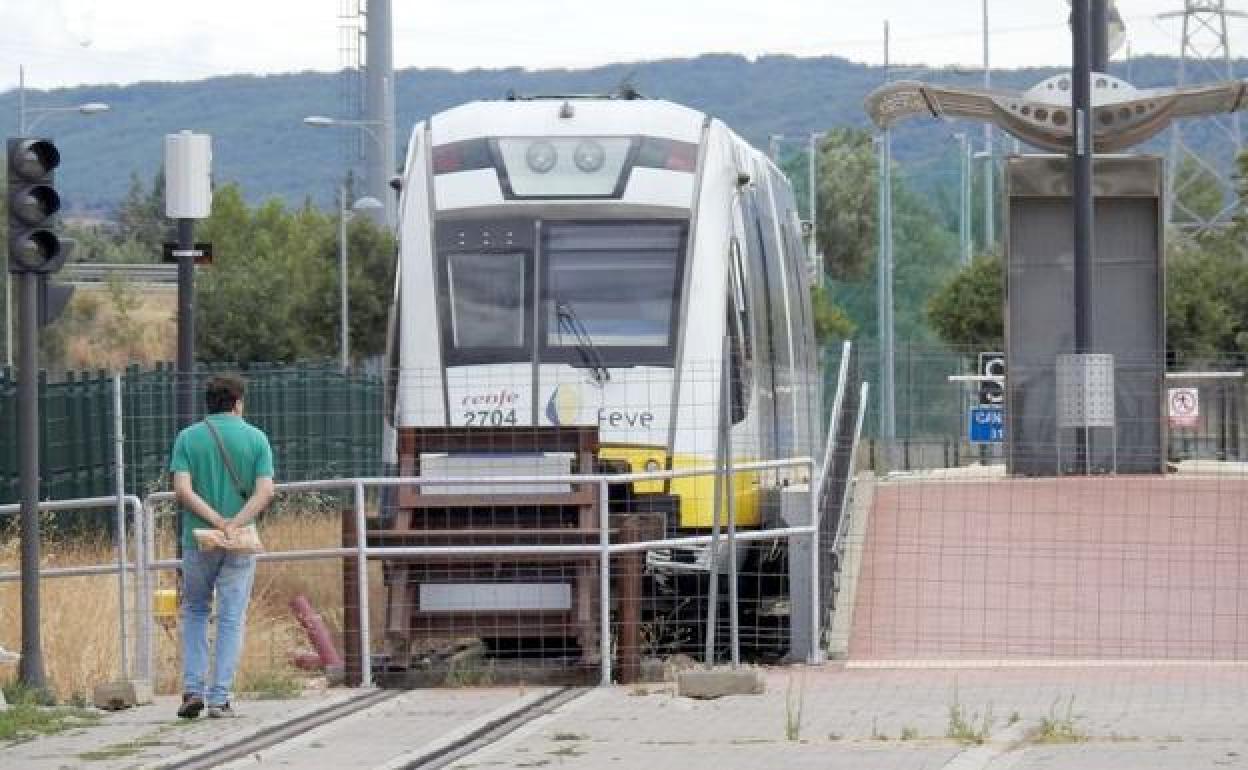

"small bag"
[201,419,265,554]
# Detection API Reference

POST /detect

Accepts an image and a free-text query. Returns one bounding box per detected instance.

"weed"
[1030,696,1086,744]
[900,725,920,741]
[547,745,584,757]
[551,732,587,741]
[1008,711,1021,726]
[946,688,995,746]
[628,685,650,697]
[77,738,165,761]
[871,717,888,741]
[784,674,805,741]
[237,668,302,700]
[0,703,100,743]
[444,662,496,688]
[828,732,843,741]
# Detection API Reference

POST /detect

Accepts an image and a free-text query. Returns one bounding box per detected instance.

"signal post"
[8,137,67,691]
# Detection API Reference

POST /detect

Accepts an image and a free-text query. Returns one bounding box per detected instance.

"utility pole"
[982,0,994,252]
[363,0,396,229]
[808,131,823,284]
[879,20,897,459]
[958,133,972,266]
[339,185,350,373]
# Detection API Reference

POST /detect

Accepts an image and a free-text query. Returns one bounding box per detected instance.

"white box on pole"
[164,131,212,219]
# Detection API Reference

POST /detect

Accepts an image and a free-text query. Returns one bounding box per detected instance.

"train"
[378,92,823,670]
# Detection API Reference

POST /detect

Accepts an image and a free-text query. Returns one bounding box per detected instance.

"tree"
[811,284,855,343]
[193,184,396,365]
[926,253,1004,350]
[812,128,878,282]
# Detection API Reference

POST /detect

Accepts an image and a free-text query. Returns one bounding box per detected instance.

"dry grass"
[0,503,378,702]
[49,282,176,371]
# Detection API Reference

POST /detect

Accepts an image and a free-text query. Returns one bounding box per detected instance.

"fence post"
[353,480,372,688]
[113,374,129,681]
[598,478,611,687]
[135,498,151,682]
[808,459,822,664]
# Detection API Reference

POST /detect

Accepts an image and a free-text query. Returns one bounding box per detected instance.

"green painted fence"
[0,363,384,506]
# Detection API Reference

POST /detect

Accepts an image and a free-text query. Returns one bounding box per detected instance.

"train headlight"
[644,458,661,473]
[573,140,605,172]
[525,141,557,174]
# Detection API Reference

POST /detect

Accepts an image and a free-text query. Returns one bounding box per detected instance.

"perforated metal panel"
[1057,354,1116,428]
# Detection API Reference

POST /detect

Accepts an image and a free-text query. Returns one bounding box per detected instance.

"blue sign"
[969,407,1005,443]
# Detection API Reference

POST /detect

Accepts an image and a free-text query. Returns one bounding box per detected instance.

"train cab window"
[727,237,751,424]
[443,251,528,353]
[541,222,686,366]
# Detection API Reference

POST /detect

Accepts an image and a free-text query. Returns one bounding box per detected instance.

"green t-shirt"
[169,413,275,551]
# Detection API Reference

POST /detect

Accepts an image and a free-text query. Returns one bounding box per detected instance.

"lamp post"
[337,188,383,372]
[304,115,393,230]
[5,65,110,369]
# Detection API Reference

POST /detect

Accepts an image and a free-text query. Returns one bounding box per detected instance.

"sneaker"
[206,702,235,718]
[177,693,204,719]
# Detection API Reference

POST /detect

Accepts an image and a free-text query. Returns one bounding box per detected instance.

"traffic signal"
[7,138,64,274]
[978,352,1006,407]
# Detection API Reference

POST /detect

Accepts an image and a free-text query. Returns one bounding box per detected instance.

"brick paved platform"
[849,475,1248,661]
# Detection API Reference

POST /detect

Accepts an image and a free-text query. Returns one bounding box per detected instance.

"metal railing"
[133,457,819,688]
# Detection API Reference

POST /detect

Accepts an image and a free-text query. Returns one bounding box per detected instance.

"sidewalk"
[456,665,1248,770]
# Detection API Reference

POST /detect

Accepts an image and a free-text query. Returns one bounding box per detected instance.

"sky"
[0,0,1232,92]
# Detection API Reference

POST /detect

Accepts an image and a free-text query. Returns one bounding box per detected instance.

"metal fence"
[0,363,383,506]
[0,350,867,698]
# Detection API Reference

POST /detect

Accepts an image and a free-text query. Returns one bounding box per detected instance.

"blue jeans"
[181,548,256,705]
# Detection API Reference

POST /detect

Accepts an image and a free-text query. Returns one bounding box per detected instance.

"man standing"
[170,374,274,719]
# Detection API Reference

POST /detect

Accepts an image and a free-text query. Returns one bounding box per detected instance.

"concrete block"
[676,667,765,699]
[92,679,153,710]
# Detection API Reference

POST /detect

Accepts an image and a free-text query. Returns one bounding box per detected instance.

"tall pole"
[17,272,46,690]
[958,133,972,266]
[176,218,195,432]
[364,0,396,230]
[1072,0,1094,356]
[982,0,995,251]
[1091,0,1111,72]
[808,132,820,280]
[339,185,350,373]
[879,21,897,458]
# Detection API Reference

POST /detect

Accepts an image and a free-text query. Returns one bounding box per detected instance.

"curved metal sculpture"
[866,73,1248,153]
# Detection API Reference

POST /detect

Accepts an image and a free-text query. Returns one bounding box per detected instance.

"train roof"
[430,97,707,146]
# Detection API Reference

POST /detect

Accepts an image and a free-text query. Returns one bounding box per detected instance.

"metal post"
[959,133,972,266]
[808,132,819,272]
[705,336,730,668]
[1091,0,1110,72]
[364,0,396,229]
[598,479,611,686]
[137,500,153,681]
[724,352,740,669]
[878,21,897,466]
[982,0,995,250]
[17,272,46,690]
[1073,0,1095,474]
[176,218,195,430]
[113,374,129,680]
[353,481,372,687]
[339,185,350,373]
[807,459,821,664]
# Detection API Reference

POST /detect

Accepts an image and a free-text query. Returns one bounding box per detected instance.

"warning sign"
[1168,387,1200,429]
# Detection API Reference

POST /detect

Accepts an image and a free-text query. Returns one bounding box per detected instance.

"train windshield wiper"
[555,301,610,384]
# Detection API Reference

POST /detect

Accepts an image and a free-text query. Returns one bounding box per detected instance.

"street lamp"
[5,66,111,369]
[338,188,383,372]
[303,115,393,230]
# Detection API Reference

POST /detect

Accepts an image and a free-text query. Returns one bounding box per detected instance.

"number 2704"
[463,409,518,426]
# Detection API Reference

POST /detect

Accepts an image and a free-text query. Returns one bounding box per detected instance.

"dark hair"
[205,374,246,414]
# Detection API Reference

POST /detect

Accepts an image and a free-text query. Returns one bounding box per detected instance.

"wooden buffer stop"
[344,426,658,686]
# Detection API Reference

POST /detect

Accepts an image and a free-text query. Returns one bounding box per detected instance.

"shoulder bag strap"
[203,419,252,501]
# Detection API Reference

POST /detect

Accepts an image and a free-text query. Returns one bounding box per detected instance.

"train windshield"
[542,222,684,357]
[438,219,686,367]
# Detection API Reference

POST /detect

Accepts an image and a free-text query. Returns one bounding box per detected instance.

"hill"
[0,53,1240,213]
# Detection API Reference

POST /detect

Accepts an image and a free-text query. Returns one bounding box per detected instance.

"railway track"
[151,686,588,770]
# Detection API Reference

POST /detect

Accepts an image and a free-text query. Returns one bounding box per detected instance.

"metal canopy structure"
[866,73,1248,153]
